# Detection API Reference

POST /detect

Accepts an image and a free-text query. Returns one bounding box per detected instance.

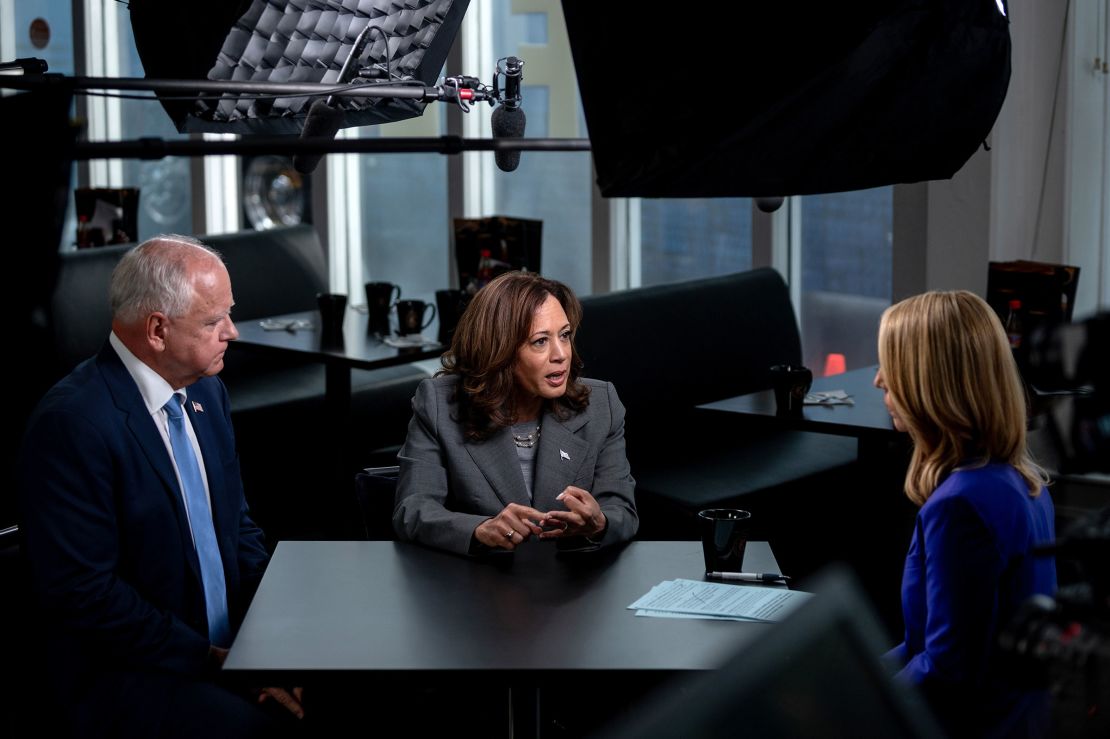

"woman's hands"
[472,487,608,550]
[473,502,546,550]
[541,486,607,539]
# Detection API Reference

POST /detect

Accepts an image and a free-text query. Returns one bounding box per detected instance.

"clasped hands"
[474,486,606,550]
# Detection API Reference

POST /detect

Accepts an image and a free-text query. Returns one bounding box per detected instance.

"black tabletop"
[224,540,783,678]
[698,365,895,438]
[234,309,444,369]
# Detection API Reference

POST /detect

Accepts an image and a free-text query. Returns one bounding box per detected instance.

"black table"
[234,308,444,425]
[224,539,784,736]
[234,309,444,500]
[698,364,895,444]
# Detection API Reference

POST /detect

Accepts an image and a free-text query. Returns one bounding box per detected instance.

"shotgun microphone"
[292,98,346,175]
[292,24,377,175]
[491,56,525,173]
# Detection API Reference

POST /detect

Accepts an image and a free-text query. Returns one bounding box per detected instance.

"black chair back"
[354,466,400,540]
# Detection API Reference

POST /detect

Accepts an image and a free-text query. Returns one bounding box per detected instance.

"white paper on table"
[383,334,435,348]
[804,389,855,406]
[634,609,761,622]
[627,578,813,622]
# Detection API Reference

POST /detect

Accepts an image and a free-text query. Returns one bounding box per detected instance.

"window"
[0,1,199,248]
[330,0,592,327]
[16,0,905,333]
[108,4,195,241]
[795,187,893,374]
[1064,0,1110,314]
[357,130,451,308]
[1,0,79,249]
[636,198,753,288]
[485,0,592,294]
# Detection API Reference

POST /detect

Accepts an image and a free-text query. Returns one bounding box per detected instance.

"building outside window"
[637,198,752,288]
[796,187,893,374]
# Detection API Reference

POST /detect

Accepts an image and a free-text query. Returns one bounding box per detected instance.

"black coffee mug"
[769,364,812,416]
[365,282,401,334]
[698,509,752,574]
[395,299,437,336]
[316,292,348,346]
[435,289,470,344]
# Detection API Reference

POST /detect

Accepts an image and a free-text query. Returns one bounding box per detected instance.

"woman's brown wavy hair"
[438,271,590,441]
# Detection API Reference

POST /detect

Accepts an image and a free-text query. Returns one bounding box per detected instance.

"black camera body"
[999,507,1110,737]
[1026,313,1110,474]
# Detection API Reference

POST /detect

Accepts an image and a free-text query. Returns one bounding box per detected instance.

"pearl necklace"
[512,423,541,448]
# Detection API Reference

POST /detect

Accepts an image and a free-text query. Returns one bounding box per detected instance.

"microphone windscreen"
[292,99,346,175]
[491,104,526,173]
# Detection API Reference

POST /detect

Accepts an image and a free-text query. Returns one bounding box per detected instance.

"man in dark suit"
[19,235,302,738]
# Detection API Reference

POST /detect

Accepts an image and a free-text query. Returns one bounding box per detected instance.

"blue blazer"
[18,344,269,734]
[393,376,639,554]
[888,463,1056,738]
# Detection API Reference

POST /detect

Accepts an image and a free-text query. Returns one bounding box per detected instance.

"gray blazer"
[393,375,638,554]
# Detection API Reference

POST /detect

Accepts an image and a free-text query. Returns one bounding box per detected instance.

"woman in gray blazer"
[393,271,638,555]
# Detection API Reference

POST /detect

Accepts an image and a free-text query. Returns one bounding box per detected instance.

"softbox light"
[129,0,469,135]
[562,0,1011,198]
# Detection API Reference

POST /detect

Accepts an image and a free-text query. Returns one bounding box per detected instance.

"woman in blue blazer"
[874,291,1056,739]
[393,271,638,555]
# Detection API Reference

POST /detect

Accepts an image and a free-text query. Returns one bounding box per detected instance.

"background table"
[234,309,443,503]
[234,308,443,423]
[697,364,895,444]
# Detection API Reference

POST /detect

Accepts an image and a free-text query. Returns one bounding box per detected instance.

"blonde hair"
[877,290,1047,506]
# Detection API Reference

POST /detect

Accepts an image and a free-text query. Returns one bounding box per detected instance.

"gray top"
[511,419,541,499]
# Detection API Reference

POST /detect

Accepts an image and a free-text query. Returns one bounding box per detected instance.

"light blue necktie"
[164,393,230,647]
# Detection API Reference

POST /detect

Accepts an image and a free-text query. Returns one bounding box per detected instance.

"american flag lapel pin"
[191,401,204,414]
[560,449,570,461]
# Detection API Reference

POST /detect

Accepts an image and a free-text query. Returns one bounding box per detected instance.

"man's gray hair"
[109,235,224,322]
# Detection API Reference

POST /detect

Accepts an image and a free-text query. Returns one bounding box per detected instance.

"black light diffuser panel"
[561,0,1012,198]
[130,0,468,135]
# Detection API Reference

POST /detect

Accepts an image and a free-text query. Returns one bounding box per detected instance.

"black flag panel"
[562,0,1011,198]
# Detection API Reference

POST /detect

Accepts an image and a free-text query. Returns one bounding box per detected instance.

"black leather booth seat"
[47,226,429,541]
[576,269,859,572]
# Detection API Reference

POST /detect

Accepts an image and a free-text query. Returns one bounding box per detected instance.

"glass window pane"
[358,139,450,310]
[6,2,79,250]
[489,0,591,295]
[638,199,752,287]
[798,187,892,374]
[114,8,193,240]
[10,3,73,73]
[491,150,593,296]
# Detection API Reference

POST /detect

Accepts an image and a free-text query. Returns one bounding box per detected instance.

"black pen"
[706,571,790,582]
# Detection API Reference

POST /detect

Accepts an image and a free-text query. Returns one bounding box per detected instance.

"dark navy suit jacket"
[18,343,269,735]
